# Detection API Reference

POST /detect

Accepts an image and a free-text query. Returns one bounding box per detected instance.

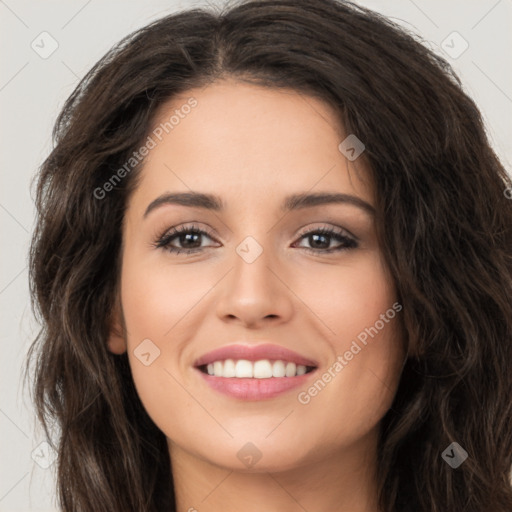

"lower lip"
[196,369,316,400]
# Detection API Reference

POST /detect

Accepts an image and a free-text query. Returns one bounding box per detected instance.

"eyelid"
[293,224,358,251]
[153,223,219,248]
[155,222,354,242]
[297,223,358,241]
[153,221,359,255]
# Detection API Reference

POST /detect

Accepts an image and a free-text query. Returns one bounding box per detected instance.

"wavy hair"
[27,0,512,510]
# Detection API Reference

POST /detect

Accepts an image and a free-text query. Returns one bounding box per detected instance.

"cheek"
[120,248,224,355]
[293,251,398,349]
[119,252,205,428]
[292,253,404,440]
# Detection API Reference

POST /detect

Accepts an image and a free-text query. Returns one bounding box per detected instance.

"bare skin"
[108,79,406,512]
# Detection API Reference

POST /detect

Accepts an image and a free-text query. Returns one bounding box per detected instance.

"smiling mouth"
[197,359,317,378]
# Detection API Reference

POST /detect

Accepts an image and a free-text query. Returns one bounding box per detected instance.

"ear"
[107,302,127,355]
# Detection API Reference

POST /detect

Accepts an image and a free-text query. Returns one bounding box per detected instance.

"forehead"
[129,79,373,212]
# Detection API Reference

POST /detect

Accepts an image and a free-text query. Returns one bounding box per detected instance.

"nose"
[215,244,294,329]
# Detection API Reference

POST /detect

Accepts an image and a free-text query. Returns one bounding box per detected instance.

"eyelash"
[153,223,358,256]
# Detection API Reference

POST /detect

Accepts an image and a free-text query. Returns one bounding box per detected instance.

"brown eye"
[294,227,358,253]
[155,225,219,255]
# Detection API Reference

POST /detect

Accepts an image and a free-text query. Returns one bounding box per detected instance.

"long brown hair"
[27,1,512,510]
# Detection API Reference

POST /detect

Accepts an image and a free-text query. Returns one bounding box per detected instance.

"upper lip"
[194,343,318,368]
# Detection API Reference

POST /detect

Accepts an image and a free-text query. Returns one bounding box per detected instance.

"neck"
[168,428,381,512]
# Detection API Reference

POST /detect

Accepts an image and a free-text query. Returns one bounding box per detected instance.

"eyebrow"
[143,191,375,218]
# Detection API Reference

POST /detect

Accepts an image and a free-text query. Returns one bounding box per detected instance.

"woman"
[27,0,512,510]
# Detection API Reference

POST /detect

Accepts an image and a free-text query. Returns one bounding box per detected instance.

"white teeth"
[272,360,286,377]
[203,359,313,378]
[285,362,296,377]
[254,360,273,378]
[213,361,223,376]
[223,359,236,377]
[235,359,253,378]
[296,365,307,375]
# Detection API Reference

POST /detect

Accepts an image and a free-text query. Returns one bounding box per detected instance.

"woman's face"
[110,79,405,472]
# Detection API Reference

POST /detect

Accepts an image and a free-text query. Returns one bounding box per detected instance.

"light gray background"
[1,0,511,510]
